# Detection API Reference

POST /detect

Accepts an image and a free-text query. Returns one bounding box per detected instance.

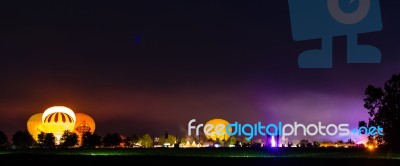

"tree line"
[0,130,157,149]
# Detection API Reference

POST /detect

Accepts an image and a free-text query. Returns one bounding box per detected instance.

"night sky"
[0,1,399,141]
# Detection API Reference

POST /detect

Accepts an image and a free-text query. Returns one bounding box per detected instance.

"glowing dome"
[204,119,231,141]
[41,106,76,142]
[42,106,76,123]
[74,113,96,135]
[27,113,44,141]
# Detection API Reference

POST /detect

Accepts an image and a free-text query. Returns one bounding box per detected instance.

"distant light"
[368,145,374,151]
[271,136,276,147]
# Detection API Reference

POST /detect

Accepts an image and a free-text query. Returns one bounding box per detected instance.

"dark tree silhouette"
[44,133,56,148]
[103,133,122,147]
[125,134,140,147]
[164,130,168,139]
[37,132,55,148]
[12,130,34,148]
[312,141,320,147]
[0,130,8,148]
[125,136,131,147]
[131,134,140,144]
[363,74,400,148]
[346,139,355,144]
[60,130,78,148]
[299,139,310,148]
[337,140,344,144]
[358,121,367,134]
[37,132,45,145]
[81,132,101,148]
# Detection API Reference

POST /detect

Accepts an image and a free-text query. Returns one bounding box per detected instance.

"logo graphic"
[188,119,232,141]
[288,0,383,68]
[188,119,384,141]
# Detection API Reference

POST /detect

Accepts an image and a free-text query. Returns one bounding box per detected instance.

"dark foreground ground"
[1,148,399,165]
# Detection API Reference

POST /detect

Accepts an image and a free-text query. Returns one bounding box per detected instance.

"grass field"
[1,147,400,158]
[1,148,399,165]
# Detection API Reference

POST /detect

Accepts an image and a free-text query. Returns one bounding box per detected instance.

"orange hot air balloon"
[204,119,231,141]
[74,113,96,136]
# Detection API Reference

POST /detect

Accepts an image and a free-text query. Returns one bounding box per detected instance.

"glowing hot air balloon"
[74,113,96,135]
[26,106,96,145]
[41,106,76,143]
[27,113,44,141]
[204,119,231,142]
